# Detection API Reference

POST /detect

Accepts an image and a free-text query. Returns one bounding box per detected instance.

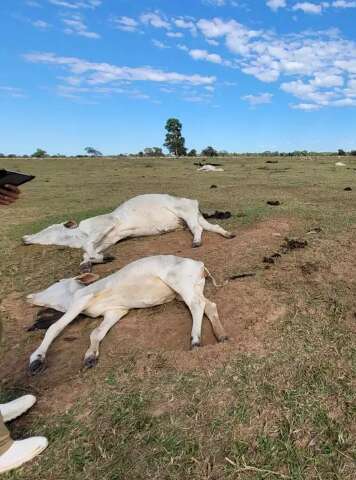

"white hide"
[28,255,228,372]
[335,162,346,167]
[22,194,234,266]
[198,165,224,172]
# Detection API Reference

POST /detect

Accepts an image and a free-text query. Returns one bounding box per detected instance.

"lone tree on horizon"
[85,147,103,157]
[164,118,186,157]
[31,148,47,158]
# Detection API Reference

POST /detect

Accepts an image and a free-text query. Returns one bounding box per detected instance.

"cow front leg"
[182,214,204,248]
[84,309,128,368]
[29,295,92,375]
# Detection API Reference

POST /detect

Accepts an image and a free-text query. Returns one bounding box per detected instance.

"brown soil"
[0,218,292,413]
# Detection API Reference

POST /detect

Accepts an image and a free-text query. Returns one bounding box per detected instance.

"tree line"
[1,118,355,158]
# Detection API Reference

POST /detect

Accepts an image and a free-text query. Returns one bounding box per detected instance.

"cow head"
[22,220,86,249]
[27,273,99,312]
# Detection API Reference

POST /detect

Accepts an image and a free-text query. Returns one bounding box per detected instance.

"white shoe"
[0,437,48,474]
[0,395,37,423]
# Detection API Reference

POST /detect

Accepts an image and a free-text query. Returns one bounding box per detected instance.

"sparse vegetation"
[0,155,355,480]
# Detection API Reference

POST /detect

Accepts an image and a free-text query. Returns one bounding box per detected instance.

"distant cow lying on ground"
[27,255,228,374]
[23,194,234,272]
[198,165,224,172]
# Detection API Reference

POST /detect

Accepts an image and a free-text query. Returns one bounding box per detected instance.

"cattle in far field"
[198,165,224,172]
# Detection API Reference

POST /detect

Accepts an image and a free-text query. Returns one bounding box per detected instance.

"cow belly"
[117,208,183,237]
[84,278,176,316]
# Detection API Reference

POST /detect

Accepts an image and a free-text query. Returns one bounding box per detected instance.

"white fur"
[198,165,224,172]
[23,194,233,267]
[28,255,228,369]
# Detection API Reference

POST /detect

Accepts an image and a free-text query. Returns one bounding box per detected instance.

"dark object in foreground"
[27,308,86,332]
[281,237,308,252]
[230,272,256,280]
[266,160,279,164]
[210,184,218,189]
[344,187,352,191]
[263,253,282,264]
[267,200,281,206]
[202,210,231,220]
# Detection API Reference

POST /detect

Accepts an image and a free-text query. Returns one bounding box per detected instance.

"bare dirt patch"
[0,218,292,413]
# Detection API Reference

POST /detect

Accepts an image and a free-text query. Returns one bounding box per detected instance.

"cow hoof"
[80,262,92,273]
[218,335,229,343]
[29,357,46,376]
[103,254,116,263]
[84,355,98,369]
[190,341,201,350]
[192,242,202,248]
[228,233,236,239]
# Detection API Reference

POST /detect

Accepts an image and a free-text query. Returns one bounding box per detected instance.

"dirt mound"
[0,218,292,412]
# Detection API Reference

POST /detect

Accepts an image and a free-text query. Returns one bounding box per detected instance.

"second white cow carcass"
[23,194,234,271]
[27,255,228,374]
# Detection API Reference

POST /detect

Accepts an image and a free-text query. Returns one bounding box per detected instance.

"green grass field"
[0,156,355,479]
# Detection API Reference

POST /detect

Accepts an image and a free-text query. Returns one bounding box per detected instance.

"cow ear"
[75,273,99,285]
[64,220,78,229]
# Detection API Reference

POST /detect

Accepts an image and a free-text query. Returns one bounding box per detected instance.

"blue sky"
[0,0,355,154]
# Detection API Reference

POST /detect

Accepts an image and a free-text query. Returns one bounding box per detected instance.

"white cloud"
[152,39,169,49]
[292,2,323,13]
[174,18,197,35]
[206,39,219,46]
[166,31,183,38]
[49,0,101,8]
[113,16,139,33]
[24,52,216,86]
[140,12,170,30]
[32,20,51,29]
[192,16,356,109]
[332,0,356,7]
[189,48,223,64]
[266,0,287,10]
[203,0,226,5]
[0,86,26,98]
[242,92,273,105]
[291,103,321,110]
[63,15,100,38]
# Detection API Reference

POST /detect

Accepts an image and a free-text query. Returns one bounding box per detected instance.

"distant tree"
[138,151,144,157]
[338,149,346,156]
[164,118,186,157]
[144,147,164,157]
[31,148,47,158]
[187,149,197,157]
[0,153,4,158]
[201,146,218,157]
[351,150,356,156]
[85,147,103,157]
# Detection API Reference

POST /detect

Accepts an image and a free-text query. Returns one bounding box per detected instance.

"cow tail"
[204,267,227,288]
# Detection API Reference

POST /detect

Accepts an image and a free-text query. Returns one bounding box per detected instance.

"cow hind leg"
[199,214,235,239]
[204,299,228,343]
[84,309,128,368]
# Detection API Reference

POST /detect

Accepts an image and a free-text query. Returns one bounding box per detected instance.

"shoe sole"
[0,443,48,474]
[2,397,37,423]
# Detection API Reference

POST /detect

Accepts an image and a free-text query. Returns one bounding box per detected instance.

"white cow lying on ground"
[27,255,228,374]
[23,194,234,271]
[198,165,224,172]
